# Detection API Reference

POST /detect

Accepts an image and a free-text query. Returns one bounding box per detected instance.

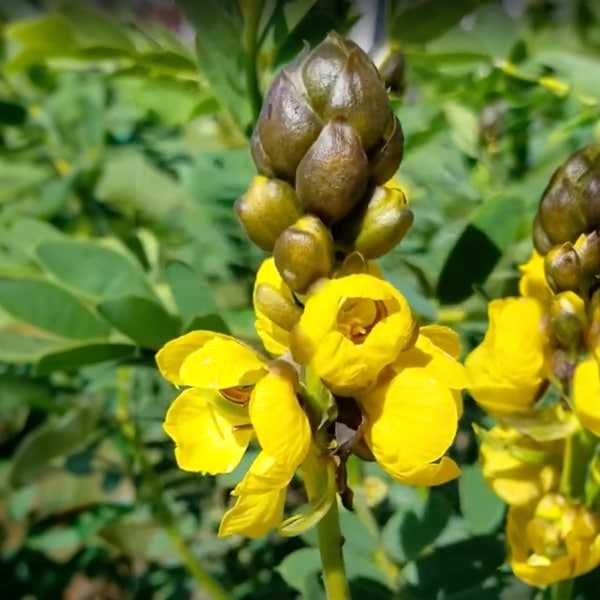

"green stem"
[316,499,351,600]
[116,368,234,600]
[244,0,266,124]
[551,578,574,600]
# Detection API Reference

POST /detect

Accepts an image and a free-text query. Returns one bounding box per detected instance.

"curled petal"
[218,488,287,538]
[232,452,295,496]
[163,388,252,474]
[249,372,311,468]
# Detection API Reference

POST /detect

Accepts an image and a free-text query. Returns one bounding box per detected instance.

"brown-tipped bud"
[235,176,303,251]
[254,282,303,332]
[532,213,554,255]
[336,185,413,259]
[369,115,404,184]
[579,231,600,278]
[535,143,600,248]
[323,44,392,151]
[249,129,275,178]
[274,215,334,293]
[296,118,369,225]
[549,291,586,349]
[254,70,323,180]
[544,242,582,293]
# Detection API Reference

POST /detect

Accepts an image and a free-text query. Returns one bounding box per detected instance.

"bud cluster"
[236,32,411,297]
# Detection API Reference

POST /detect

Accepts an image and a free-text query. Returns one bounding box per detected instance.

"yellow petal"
[232,452,295,495]
[218,488,286,538]
[519,250,551,304]
[179,336,267,389]
[163,388,252,474]
[394,456,461,486]
[360,367,458,483]
[573,358,600,436]
[420,324,462,358]
[249,372,311,468]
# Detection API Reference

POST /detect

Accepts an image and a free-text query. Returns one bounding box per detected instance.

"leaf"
[277,548,321,596]
[0,100,27,125]
[176,0,252,131]
[184,313,231,335]
[8,406,99,487]
[391,0,482,45]
[35,342,137,375]
[0,332,62,363]
[36,239,156,301]
[164,261,216,323]
[459,463,505,535]
[0,277,110,339]
[97,296,181,349]
[436,195,524,304]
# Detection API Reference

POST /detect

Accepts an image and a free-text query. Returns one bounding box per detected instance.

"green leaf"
[35,342,137,375]
[437,195,524,304]
[164,261,216,323]
[36,239,156,301]
[176,0,251,131]
[8,406,99,487]
[277,548,321,596]
[391,0,482,45]
[97,296,181,349]
[184,313,231,335]
[459,463,505,535]
[0,332,61,363]
[0,277,110,339]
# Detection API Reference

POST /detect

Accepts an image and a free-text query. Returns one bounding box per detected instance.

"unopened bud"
[532,213,554,255]
[578,231,600,279]
[336,185,413,259]
[296,118,369,225]
[323,40,392,151]
[235,176,303,251]
[274,215,334,293]
[544,242,582,293]
[549,291,585,349]
[255,69,323,180]
[254,283,303,332]
[369,115,404,184]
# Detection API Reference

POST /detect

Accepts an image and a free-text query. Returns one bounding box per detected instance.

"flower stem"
[116,368,234,600]
[316,499,351,600]
[551,578,574,600]
[244,0,265,124]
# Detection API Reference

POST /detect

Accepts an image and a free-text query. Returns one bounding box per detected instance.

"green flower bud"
[296,117,369,225]
[549,291,586,349]
[535,143,600,248]
[578,231,600,278]
[334,185,413,259]
[369,115,404,185]
[254,282,303,332]
[235,176,303,251]
[544,242,582,293]
[255,69,323,180]
[274,215,334,294]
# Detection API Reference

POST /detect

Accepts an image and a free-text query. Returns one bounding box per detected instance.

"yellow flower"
[508,493,600,586]
[519,249,551,305]
[290,273,417,395]
[466,297,548,416]
[573,358,600,436]
[356,325,466,486]
[479,425,562,506]
[156,331,311,537]
[253,258,300,355]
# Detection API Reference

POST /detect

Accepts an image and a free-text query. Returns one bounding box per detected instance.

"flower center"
[336,298,389,344]
[220,386,253,405]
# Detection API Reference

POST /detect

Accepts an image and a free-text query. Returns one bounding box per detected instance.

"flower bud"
[544,242,581,293]
[254,282,303,332]
[369,115,404,184]
[235,176,303,251]
[549,291,586,349]
[532,213,554,255]
[535,143,600,247]
[322,41,392,152]
[255,69,323,180]
[344,185,413,259]
[578,230,600,278]
[296,117,369,225]
[274,215,334,294]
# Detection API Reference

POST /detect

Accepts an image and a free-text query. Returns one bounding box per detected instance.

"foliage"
[0,0,599,598]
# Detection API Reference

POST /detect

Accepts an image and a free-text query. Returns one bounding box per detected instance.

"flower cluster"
[156,33,466,539]
[466,143,600,587]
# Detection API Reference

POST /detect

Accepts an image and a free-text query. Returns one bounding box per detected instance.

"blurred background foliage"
[0,0,599,598]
